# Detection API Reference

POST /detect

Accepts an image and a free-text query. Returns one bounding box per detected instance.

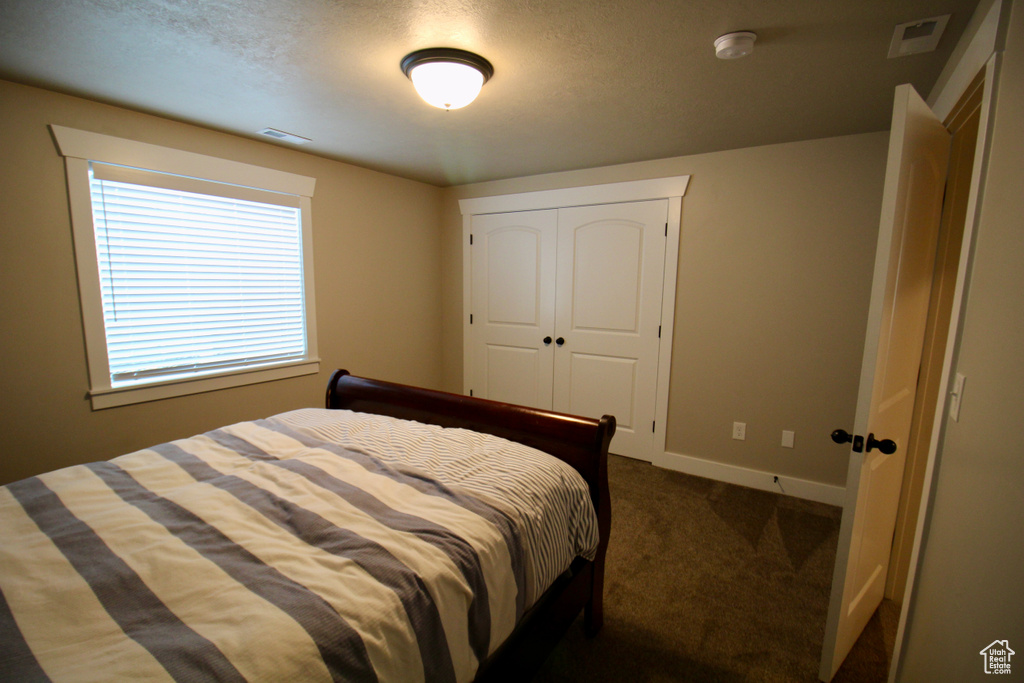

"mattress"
[0,409,599,682]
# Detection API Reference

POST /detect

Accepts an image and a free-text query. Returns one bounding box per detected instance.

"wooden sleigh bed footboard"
[326,370,615,681]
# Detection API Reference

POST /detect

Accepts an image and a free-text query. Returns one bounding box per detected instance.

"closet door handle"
[556,337,565,346]
[543,336,552,345]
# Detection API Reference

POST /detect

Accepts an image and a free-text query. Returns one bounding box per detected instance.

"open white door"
[819,84,950,680]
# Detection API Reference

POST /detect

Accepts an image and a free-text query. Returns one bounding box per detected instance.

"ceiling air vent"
[888,15,950,58]
[257,128,311,144]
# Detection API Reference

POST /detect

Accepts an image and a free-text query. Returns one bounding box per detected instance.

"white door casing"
[553,201,668,459]
[819,84,950,681]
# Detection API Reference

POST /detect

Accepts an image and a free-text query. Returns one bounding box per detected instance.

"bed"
[0,370,614,682]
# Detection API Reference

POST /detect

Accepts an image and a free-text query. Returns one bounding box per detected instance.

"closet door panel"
[566,353,638,430]
[571,222,644,333]
[484,345,546,407]
[553,200,668,460]
[470,210,557,409]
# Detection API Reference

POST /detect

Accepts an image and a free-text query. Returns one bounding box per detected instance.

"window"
[54,126,318,409]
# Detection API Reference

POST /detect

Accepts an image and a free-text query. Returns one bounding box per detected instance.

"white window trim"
[53,125,319,410]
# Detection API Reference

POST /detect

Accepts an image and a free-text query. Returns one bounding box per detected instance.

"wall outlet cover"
[732,422,746,440]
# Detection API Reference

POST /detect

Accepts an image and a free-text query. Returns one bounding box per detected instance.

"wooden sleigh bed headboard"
[326,369,615,680]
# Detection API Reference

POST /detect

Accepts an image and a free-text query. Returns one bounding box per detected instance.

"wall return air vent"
[888,15,950,58]
[257,127,311,144]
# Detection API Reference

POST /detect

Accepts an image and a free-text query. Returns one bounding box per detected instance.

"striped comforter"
[0,409,599,682]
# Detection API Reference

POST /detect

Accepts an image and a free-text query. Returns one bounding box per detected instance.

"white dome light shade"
[410,61,484,109]
[401,48,494,110]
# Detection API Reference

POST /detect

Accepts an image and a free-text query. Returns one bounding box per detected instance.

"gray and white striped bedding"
[0,409,599,682]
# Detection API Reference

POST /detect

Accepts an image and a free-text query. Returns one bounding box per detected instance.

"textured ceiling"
[0,0,979,186]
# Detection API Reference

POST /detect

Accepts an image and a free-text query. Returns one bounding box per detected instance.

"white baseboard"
[653,450,846,507]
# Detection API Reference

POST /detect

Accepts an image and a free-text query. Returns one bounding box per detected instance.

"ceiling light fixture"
[401,48,494,110]
[714,31,757,59]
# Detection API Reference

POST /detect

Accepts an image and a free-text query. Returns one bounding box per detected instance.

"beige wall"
[442,132,888,488]
[898,0,1024,678]
[0,79,890,492]
[0,80,443,485]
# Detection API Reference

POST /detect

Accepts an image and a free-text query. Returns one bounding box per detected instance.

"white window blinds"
[89,163,308,386]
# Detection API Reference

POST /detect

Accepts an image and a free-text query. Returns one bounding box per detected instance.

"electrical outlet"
[732,422,746,440]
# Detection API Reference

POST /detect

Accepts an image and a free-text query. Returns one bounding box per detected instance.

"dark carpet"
[533,455,896,682]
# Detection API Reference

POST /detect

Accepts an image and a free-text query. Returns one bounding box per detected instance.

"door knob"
[832,428,894,454]
[543,336,552,345]
[830,429,853,445]
[866,433,897,454]
[831,428,864,452]
[555,337,565,346]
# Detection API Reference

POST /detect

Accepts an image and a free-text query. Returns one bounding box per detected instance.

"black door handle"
[543,336,552,345]
[831,428,864,452]
[555,337,565,346]
[832,429,894,454]
[830,429,853,445]
[866,433,897,454]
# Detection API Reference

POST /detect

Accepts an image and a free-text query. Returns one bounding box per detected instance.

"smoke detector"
[715,31,757,59]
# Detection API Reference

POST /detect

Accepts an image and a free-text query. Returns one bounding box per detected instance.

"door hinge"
[652,421,656,433]
[470,233,473,245]
[469,389,473,397]
[470,313,473,324]
[658,325,662,338]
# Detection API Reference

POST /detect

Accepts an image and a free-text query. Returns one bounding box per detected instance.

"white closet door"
[469,210,558,409]
[553,200,668,460]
